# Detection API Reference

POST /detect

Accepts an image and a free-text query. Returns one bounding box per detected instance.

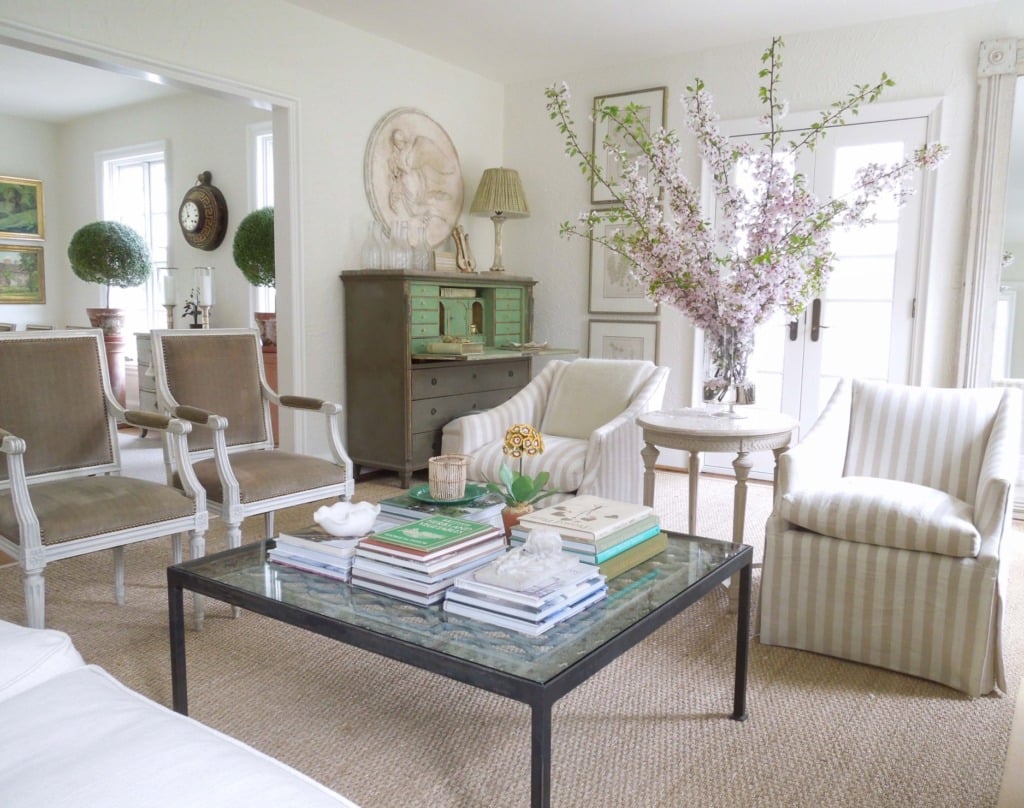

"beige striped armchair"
[441,359,669,504]
[760,379,1021,697]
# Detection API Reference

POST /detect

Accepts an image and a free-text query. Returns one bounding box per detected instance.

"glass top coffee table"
[167,531,753,808]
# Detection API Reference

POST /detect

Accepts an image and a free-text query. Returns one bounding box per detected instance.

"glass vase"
[387,220,412,270]
[702,327,755,416]
[360,221,384,269]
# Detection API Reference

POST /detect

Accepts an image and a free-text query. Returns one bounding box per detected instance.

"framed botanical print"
[588,319,658,363]
[588,219,658,314]
[590,87,666,205]
[0,176,44,240]
[0,244,45,303]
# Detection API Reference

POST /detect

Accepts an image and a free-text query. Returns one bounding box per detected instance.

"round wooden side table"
[637,407,798,611]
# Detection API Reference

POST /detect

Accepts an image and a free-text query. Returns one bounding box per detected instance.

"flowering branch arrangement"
[545,37,947,376]
[486,424,561,509]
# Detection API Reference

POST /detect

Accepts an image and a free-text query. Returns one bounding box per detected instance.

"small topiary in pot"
[67,220,152,307]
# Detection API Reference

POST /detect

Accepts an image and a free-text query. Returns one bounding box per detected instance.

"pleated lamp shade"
[470,168,529,272]
[470,168,530,218]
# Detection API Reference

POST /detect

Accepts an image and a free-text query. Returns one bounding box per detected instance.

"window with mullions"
[249,122,275,314]
[98,143,167,341]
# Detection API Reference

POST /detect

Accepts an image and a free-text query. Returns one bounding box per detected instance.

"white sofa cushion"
[466,433,588,495]
[780,476,980,558]
[0,619,84,703]
[0,664,359,807]
[541,359,650,440]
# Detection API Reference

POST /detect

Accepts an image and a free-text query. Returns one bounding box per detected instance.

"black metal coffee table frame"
[168,535,752,808]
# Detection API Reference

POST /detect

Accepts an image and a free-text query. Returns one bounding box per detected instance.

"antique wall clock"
[178,170,228,250]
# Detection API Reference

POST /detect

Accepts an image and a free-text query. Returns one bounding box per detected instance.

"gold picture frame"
[0,176,44,240]
[590,87,666,206]
[0,244,45,303]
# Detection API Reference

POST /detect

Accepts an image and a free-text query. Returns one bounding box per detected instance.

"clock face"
[178,174,228,251]
[180,200,201,232]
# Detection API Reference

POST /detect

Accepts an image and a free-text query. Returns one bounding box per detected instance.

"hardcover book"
[516,495,656,541]
[365,515,496,555]
[592,531,668,580]
[442,586,607,636]
[511,523,663,564]
[510,517,661,556]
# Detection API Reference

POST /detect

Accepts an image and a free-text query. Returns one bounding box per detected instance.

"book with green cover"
[594,531,668,580]
[363,515,495,556]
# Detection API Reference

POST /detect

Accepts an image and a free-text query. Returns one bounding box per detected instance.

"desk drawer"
[411,359,529,400]
[411,388,521,433]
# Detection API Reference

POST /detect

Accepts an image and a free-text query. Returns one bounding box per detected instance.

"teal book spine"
[593,524,663,563]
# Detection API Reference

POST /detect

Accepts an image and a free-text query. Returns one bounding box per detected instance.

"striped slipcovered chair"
[759,379,1021,697]
[441,359,669,504]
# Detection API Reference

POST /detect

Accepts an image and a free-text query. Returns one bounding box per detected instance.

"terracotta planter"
[85,307,126,337]
[254,312,277,349]
[85,308,127,406]
[501,503,535,541]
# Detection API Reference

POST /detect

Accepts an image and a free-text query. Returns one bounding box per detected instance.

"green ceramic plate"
[407,482,489,505]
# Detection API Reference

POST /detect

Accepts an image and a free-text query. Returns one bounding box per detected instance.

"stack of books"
[378,489,506,528]
[444,551,607,636]
[511,495,667,581]
[268,513,407,582]
[351,515,505,605]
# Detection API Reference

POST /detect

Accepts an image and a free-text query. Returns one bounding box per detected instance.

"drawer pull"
[431,407,437,415]
[431,377,438,385]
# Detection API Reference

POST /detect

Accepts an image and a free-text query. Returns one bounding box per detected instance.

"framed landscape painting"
[590,87,666,205]
[0,244,45,303]
[588,319,658,363]
[0,176,44,240]
[588,219,658,314]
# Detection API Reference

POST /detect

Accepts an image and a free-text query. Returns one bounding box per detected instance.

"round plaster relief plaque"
[363,107,464,249]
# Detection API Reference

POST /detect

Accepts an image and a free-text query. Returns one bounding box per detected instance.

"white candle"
[199,271,213,304]
[163,269,176,303]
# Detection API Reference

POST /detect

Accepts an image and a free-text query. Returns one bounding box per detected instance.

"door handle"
[810,298,829,342]
[788,319,799,341]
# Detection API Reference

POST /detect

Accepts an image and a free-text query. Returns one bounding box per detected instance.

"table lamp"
[469,167,530,272]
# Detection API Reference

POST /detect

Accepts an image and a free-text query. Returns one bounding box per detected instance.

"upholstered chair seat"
[178,451,347,505]
[443,359,670,504]
[759,378,1021,697]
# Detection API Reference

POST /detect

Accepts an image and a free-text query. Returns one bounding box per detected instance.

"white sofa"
[0,619,359,807]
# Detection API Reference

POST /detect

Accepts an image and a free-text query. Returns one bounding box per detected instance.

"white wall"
[0,0,504,456]
[504,1,1024,409]
[58,93,272,332]
[0,115,61,327]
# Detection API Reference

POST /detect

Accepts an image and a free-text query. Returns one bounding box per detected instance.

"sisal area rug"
[0,470,1019,808]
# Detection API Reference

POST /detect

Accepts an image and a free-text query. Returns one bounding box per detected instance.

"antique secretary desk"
[340,269,538,485]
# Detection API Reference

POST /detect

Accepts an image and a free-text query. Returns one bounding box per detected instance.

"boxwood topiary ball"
[233,206,275,288]
[67,221,151,288]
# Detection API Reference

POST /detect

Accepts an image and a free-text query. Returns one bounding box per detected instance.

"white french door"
[701,113,933,478]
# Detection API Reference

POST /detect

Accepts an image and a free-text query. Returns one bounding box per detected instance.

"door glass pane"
[818,300,893,379]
